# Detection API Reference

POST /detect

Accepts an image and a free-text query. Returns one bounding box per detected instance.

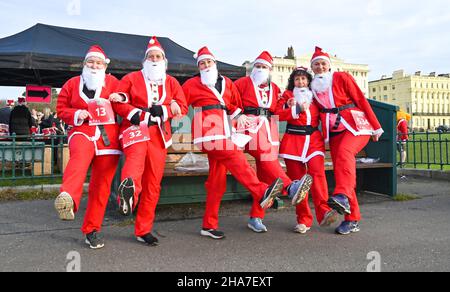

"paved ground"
[0,176,449,272]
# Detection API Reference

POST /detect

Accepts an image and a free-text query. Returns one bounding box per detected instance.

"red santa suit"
[277,89,331,227]
[57,72,121,235]
[234,73,292,219]
[113,70,187,237]
[182,47,272,230]
[312,60,383,222]
[397,119,409,142]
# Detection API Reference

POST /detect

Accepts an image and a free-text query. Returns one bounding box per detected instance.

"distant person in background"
[30,108,39,128]
[397,110,411,168]
[0,99,14,124]
[9,97,32,137]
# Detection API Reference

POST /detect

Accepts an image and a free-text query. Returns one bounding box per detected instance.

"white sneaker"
[294,224,311,234]
[55,192,75,221]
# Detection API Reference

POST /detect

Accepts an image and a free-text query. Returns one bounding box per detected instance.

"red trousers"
[246,147,292,220]
[121,126,167,237]
[329,131,370,222]
[285,156,330,227]
[61,135,119,235]
[200,139,269,230]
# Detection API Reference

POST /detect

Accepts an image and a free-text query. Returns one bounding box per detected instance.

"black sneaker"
[137,233,159,246]
[260,178,284,210]
[118,178,135,216]
[201,229,225,240]
[85,231,105,250]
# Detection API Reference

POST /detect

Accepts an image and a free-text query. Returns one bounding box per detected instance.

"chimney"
[429,72,436,77]
[415,71,421,76]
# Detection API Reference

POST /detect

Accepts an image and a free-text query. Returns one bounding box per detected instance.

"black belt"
[244,107,272,118]
[98,125,111,147]
[286,125,318,136]
[201,104,228,112]
[320,103,356,130]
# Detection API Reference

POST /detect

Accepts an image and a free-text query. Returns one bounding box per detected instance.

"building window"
[372,88,376,93]
[383,86,388,91]
[383,95,388,101]
[392,85,396,90]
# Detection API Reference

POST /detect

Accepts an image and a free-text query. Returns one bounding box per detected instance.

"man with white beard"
[109,36,188,246]
[182,47,284,240]
[235,52,309,233]
[310,47,384,235]
[55,45,122,249]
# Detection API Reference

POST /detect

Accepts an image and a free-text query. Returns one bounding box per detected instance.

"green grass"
[399,133,450,171]
[0,189,59,202]
[392,194,421,202]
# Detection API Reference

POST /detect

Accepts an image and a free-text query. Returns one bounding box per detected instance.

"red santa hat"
[85,45,110,64]
[17,97,26,104]
[194,46,216,65]
[6,99,14,106]
[145,36,165,57]
[311,46,331,65]
[254,51,274,68]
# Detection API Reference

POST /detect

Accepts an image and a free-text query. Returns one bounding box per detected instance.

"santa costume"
[397,111,410,167]
[182,47,284,239]
[112,36,188,245]
[310,47,384,235]
[234,52,309,232]
[277,67,337,232]
[55,45,121,248]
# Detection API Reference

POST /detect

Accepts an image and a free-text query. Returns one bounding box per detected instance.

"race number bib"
[351,110,374,132]
[88,100,116,126]
[122,123,150,149]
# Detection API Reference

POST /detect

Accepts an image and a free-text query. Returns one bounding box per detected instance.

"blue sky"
[0,0,449,99]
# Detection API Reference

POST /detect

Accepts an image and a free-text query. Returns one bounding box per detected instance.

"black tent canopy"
[0,24,245,87]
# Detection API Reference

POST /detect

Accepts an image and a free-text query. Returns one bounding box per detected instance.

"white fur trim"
[96,149,122,156]
[197,54,216,64]
[118,93,129,103]
[162,105,169,122]
[254,59,273,68]
[280,151,325,163]
[127,108,142,122]
[146,47,165,57]
[193,135,229,145]
[85,52,110,64]
[230,108,242,120]
[291,106,299,120]
[311,56,331,65]
[373,128,384,136]
[74,110,84,126]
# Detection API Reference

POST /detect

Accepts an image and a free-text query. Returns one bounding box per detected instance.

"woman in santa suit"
[277,67,338,234]
[310,47,384,235]
[234,51,309,234]
[109,37,188,246]
[55,45,122,249]
[182,47,284,240]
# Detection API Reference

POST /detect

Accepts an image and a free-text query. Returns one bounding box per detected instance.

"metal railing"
[0,134,69,184]
[398,131,450,171]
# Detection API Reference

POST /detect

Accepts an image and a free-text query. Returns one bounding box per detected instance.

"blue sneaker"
[328,194,351,215]
[335,221,360,235]
[248,218,268,233]
[288,175,313,206]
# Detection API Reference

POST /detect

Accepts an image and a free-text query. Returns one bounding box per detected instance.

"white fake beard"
[251,68,270,86]
[311,72,332,93]
[200,65,219,86]
[82,67,106,91]
[143,60,167,82]
[293,87,313,106]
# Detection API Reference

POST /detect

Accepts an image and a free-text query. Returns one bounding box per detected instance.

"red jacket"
[276,90,325,162]
[234,76,281,146]
[57,74,121,156]
[397,119,409,141]
[313,72,383,142]
[183,75,242,145]
[113,71,188,149]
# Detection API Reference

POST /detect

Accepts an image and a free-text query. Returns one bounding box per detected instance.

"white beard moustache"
[82,67,106,91]
[200,65,219,86]
[143,60,166,82]
[293,87,313,105]
[311,72,332,93]
[251,68,270,86]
